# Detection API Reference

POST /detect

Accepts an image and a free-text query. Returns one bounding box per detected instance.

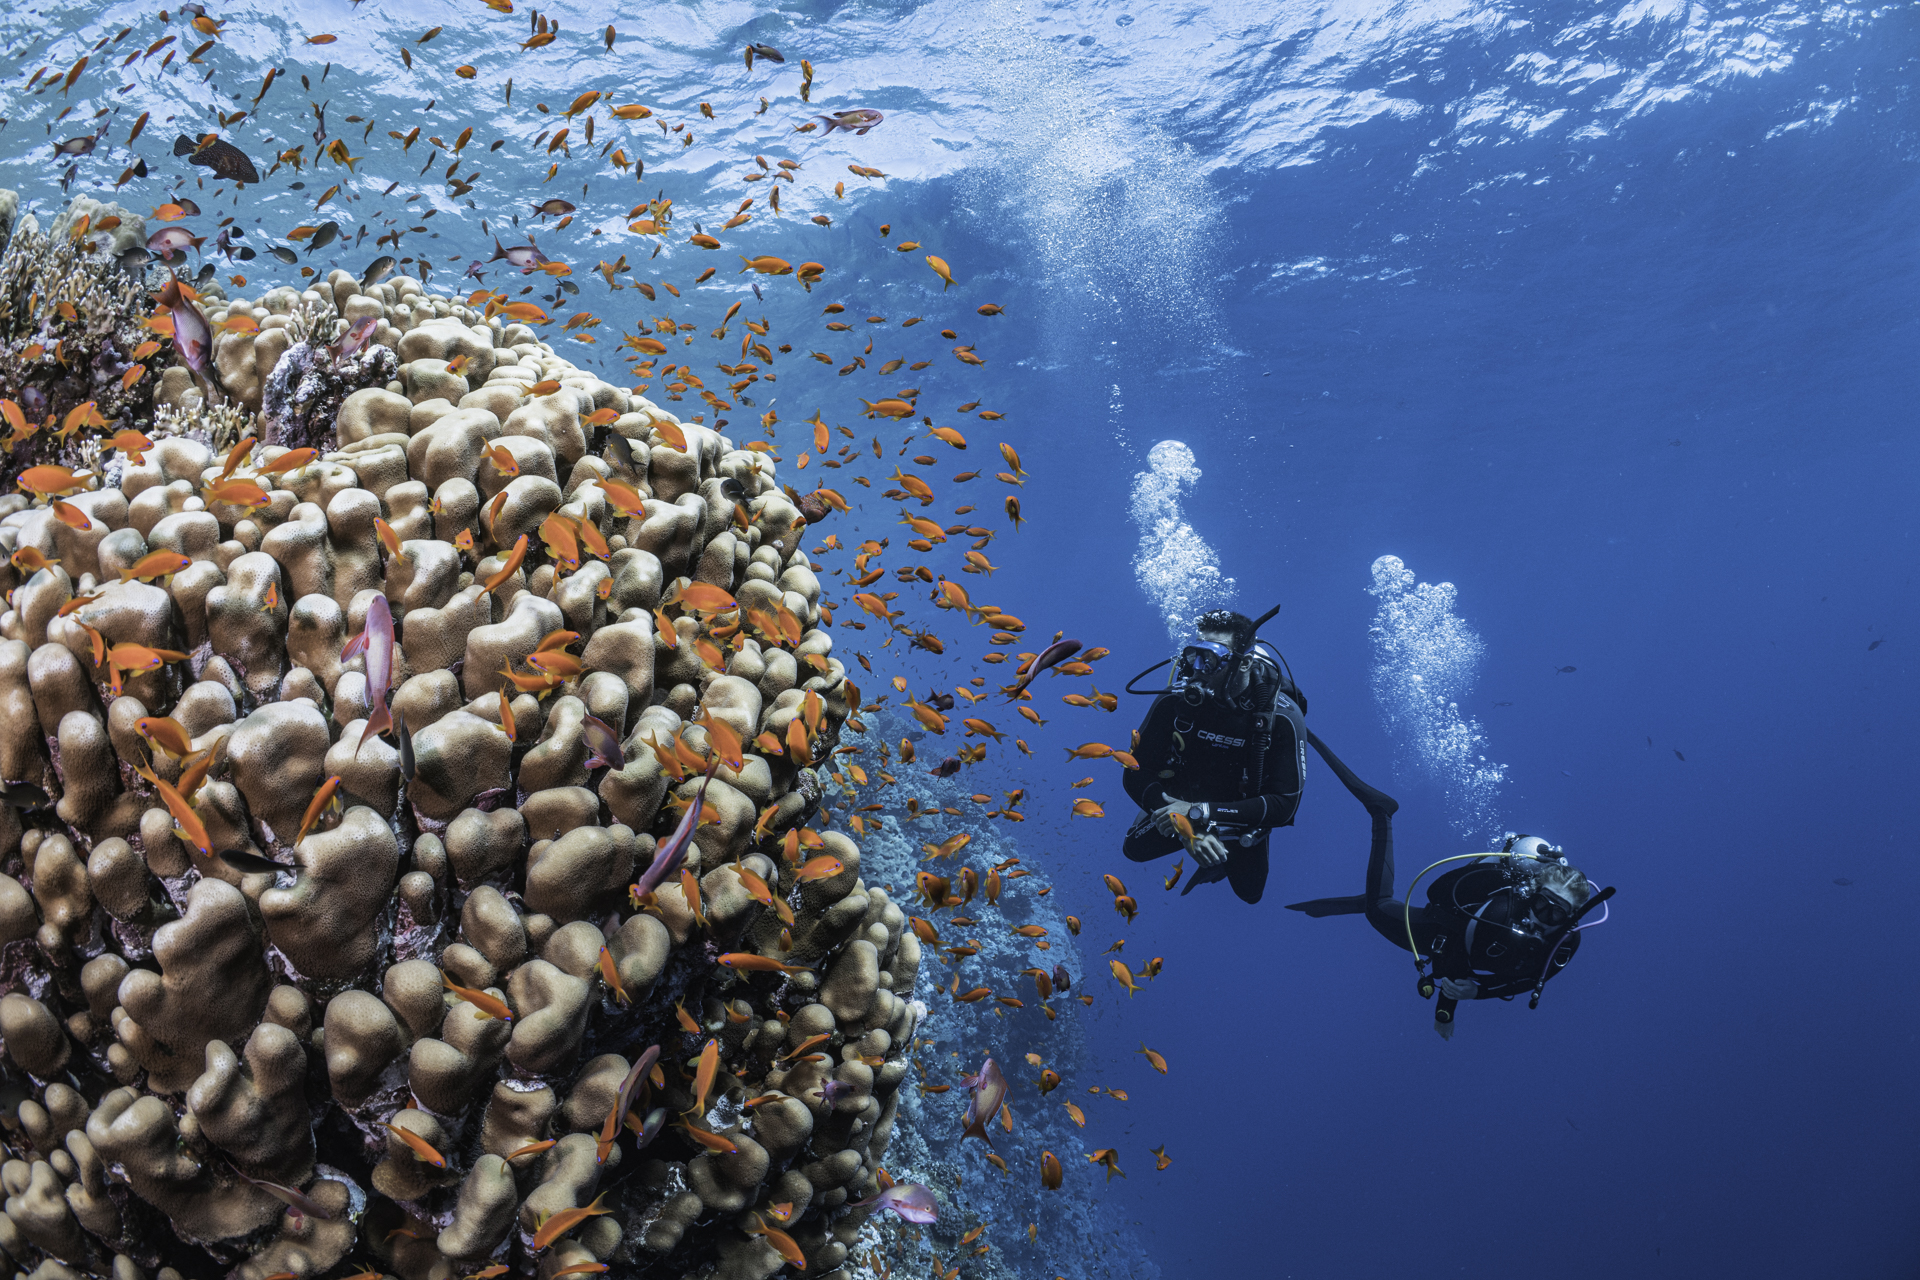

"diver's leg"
[1225,835,1270,904]
[1304,729,1399,818]
[1287,731,1400,921]
[1121,821,1181,864]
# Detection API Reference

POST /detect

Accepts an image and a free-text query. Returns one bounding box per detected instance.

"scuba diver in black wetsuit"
[1286,730,1614,1038]
[1120,606,1310,904]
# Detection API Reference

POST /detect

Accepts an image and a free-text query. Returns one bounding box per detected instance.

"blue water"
[5,0,1917,1275]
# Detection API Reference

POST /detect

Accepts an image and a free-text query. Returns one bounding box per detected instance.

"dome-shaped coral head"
[851,1181,937,1224]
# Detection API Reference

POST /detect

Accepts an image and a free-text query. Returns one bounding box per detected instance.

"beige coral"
[0,261,906,1280]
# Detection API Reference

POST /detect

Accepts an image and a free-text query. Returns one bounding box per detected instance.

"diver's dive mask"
[1174,641,1234,704]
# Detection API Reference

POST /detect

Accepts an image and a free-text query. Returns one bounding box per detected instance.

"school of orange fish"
[7,7,1178,1276]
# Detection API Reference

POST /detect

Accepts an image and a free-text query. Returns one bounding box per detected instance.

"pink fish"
[630,764,717,901]
[343,594,395,755]
[612,1044,660,1129]
[848,1181,938,1224]
[958,1057,1008,1148]
[237,1173,337,1229]
[168,295,213,375]
[582,713,625,771]
[330,314,377,362]
[489,236,549,272]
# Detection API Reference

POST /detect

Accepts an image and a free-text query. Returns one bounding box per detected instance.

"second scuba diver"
[1286,729,1613,1038]
[1120,607,1310,903]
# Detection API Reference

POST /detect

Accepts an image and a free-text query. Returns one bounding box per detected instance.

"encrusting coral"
[0,196,917,1280]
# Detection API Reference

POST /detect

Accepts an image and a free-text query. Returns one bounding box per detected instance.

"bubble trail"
[1367,554,1507,835]
[1130,440,1237,645]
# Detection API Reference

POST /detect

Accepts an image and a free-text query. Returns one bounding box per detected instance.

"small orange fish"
[9,547,58,574]
[677,1122,739,1154]
[384,1121,448,1168]
[653,607,679,649]
[119,550,191,583]
[484,534,528,591]
[441,970,514,1022]
[745,1212,806,1266]
[689,1037,721,1114]
[601,477,644,515]
[202,478,270,510]
[136,716,194,760]
[530,1192,611,1251]
[675,1000,700,1034]
[18,465,94,497]
[504,1139,556,1161]
[49,500,92,532]
[258,448,317,476]
[294,775,342,844]
[220,436,258,480]
[154,775,211,857]
[796,854,843,882]
[374,517,400,556]
[528,378,561,395]
[596,945,629,1004]
[715,952,811,976]
[107,428,155,462]
[482,442,520,477]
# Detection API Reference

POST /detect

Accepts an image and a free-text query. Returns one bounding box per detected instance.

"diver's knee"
[1366,792,1399,818]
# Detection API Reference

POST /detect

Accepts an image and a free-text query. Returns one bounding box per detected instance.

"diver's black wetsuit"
[1121,674,1307,904]
[1288,730,1581,1018]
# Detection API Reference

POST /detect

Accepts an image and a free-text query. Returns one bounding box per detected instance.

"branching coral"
[0,196,160,490]
[0,252,915,1280]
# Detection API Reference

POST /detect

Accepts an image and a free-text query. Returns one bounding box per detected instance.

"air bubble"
[1130,441,1236,645]
[1367,555,1507,836]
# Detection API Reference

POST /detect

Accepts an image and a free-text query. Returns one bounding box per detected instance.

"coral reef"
[0,258,920,1280]
[0,194,162,490]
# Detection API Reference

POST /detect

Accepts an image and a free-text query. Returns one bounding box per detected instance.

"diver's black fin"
[1284,895,1369,917]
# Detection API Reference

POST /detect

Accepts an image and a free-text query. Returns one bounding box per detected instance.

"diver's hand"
[1151,799,1207,838]
[1437,978,1479,1001]
[1191,832,1229,867]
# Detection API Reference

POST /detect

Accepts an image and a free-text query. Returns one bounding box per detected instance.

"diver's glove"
[1151,799,1209,838]
[1437,978,1479,1001]
[1190,832,1229,867]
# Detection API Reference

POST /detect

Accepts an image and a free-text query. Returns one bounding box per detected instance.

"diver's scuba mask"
[1174,641,1235,706]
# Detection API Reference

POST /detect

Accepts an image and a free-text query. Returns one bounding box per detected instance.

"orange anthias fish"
[18,465,94,498]
[49,500,92,532]
[796,854,843,882]
[135,716,194,760]
[294,775,342,844]
[201,478,271,511]
[715,953,811,976]
[384,1122,448,1168]
[596,945,629,1004]
[688,1037,722,1114]
[484,534,529,591]
[258,448,317,476]
[530,1192,612,1251]
[119,550,191,583]
[441,970,514,1022]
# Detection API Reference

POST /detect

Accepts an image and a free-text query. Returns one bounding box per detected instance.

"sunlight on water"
[1366,554,1506,835]
[1130,440,1236,645]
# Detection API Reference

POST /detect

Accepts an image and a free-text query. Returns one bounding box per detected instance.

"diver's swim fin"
[1284,894,1369,917]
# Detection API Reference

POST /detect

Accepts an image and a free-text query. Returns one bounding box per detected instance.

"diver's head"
[1502,834,1593,931]
[1195,609,1255,652]
[1176,611,1276,709]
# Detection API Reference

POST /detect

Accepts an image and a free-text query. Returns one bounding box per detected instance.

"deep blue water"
[4,0,1917,1275]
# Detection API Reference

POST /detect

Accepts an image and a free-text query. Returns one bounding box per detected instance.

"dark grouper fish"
[173,134,260,184]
